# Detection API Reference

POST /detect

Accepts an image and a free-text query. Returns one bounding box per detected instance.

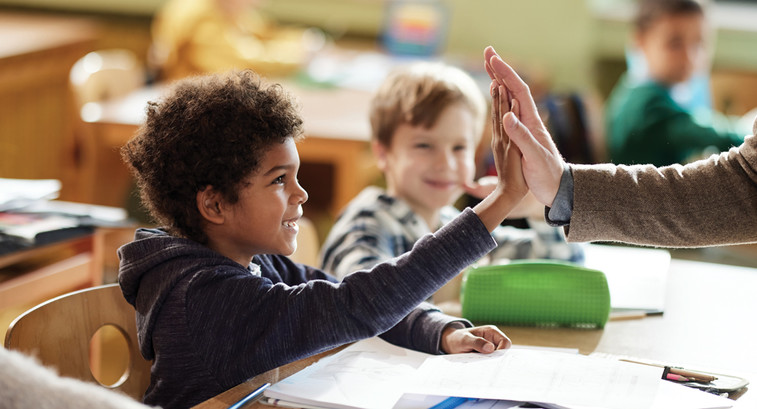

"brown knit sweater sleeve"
[566,135,757,247]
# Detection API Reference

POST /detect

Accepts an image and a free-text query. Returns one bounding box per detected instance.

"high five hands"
[483,46,566,208]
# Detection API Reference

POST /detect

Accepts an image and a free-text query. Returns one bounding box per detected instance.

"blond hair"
[369,62,486,147]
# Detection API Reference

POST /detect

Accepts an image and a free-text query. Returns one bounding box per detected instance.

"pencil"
[228,382,271,409]
[608,310,664,321]
[667,367,717,383]
[620,359,717,382]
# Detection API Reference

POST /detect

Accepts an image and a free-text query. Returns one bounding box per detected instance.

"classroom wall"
[263,0,597,92]
[3,0,756,96]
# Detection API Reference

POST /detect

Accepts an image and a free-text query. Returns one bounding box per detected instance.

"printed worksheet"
[406,348,661,409]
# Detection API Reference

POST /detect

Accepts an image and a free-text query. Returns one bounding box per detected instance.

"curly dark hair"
[121,70,304,244]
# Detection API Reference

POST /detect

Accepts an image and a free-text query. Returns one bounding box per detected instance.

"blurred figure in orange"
[151,0,322,81]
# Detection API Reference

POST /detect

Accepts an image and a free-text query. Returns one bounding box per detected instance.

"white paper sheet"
[264,338,733,409]
[406,349,661,409]
[0,178,60,211]
[265,338,429,409]
[558,380,733,409]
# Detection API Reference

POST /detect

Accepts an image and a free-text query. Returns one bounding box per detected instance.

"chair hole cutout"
[89,324,131,387]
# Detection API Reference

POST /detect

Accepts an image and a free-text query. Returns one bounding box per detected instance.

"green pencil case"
[461,260,611,328]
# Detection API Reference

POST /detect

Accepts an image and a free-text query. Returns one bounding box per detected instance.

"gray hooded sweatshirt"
[117,208,495,409]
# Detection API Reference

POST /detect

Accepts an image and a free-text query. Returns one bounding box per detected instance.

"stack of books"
[0,178,130,255]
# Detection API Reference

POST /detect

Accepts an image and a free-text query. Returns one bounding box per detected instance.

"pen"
[227,382,271,409]
[620,359,717,382]
[258,397,329,409]
[608,310,664,321]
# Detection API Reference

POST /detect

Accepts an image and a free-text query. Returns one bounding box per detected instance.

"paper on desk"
[265,337,429,409]
[559,380,733,409]
[265,338,727,409]
[20,200,128,224]
[0,178,60,212]
[406,348,661,409]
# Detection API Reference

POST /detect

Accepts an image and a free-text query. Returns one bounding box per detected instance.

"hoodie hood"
[118,228,241,360]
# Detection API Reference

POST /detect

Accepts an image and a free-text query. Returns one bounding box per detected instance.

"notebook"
[582,244,671,313]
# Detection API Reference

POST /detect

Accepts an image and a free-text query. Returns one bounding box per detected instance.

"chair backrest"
[65,49,146,207]
[4,283,151,401]
[69,49,145,110]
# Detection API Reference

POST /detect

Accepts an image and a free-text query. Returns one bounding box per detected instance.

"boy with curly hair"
[319,62,583,287]
[118,69,524,408]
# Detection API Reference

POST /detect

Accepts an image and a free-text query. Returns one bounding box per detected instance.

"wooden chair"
[4,283,151,401]
[69,49,145,109]
[65,49,146,207]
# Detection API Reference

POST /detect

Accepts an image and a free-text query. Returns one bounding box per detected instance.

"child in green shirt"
[605,0,748,167]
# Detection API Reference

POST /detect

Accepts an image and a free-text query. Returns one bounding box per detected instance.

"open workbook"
[263,337,733,409]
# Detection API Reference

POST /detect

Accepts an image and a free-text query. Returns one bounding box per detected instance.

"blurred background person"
[605,0,753,167]
[150,0,323,81]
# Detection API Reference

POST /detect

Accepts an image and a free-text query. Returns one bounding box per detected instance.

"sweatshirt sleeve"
[379,302,471,354]
[185,207,496,389]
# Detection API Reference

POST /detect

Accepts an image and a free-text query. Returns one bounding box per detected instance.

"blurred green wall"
[2,0,755,93]
[262,0,596,92]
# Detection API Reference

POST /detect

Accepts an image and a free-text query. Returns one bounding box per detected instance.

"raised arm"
[471,73,528,231]
[484,47,757,248]
[483,46,564,208]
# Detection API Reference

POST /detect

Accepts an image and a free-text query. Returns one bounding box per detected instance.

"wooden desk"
[0,233,99,311]
[77,80,375,218]
[193,257,757,408]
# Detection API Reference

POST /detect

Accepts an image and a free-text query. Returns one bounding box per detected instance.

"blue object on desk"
[227,382,271,409]
[430,396,475,409]
[461,260,611,328]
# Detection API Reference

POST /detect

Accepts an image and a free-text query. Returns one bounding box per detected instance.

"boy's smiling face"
[203,138,308,266]
[636,12,706,85]
[376,102,477,228]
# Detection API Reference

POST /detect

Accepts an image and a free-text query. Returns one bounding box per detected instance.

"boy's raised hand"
[484,46,565,208]
[441,325,512,354]
[490,82,527,201]
[470,75,528,232]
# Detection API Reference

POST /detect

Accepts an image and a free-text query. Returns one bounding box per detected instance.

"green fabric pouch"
[461,260,611,328]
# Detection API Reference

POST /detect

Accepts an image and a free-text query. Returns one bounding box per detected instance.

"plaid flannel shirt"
[319,187,585,280]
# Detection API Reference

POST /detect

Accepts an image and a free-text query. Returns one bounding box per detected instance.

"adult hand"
[440,325,512,354]
[483,46,565,207]
[490,81,528,203]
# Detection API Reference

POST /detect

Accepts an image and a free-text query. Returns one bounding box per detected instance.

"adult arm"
[485,46,757,248]
[567,136,757,247]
